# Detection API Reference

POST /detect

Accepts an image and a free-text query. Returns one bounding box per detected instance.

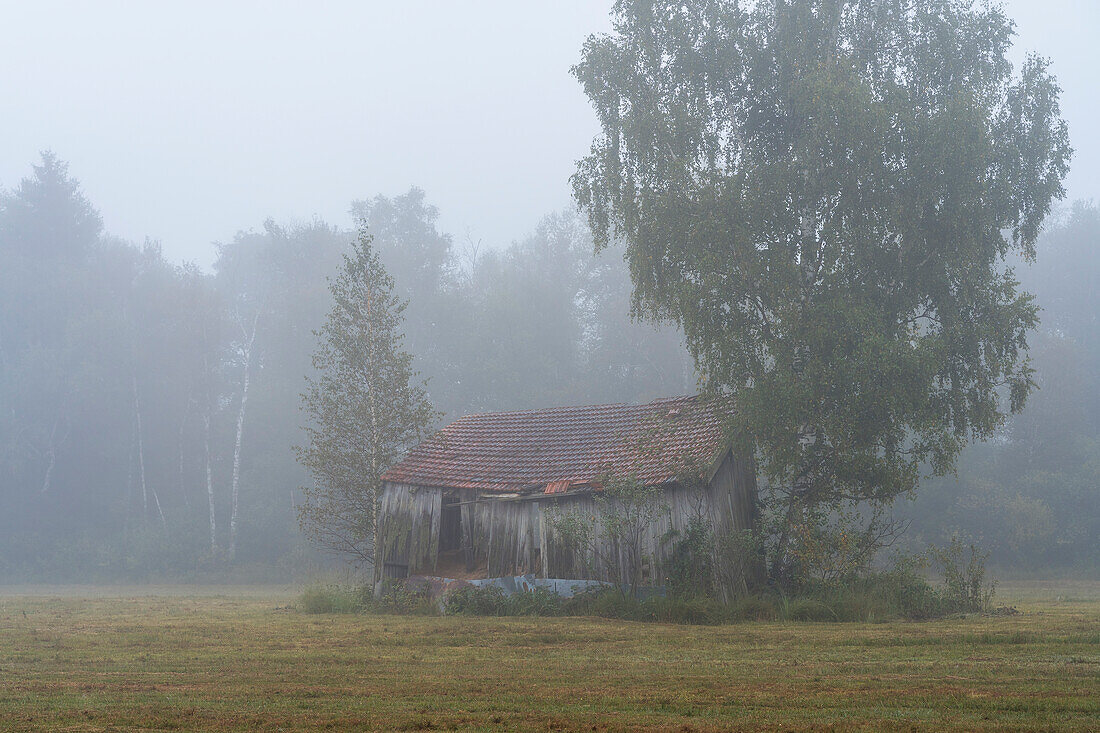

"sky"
[1,1,1097,267]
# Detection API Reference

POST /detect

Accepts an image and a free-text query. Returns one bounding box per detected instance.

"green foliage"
[727,594,780,622]
[573,0,1072,584]
[713,528,767,599]
[663,516,715,598]
[443,585,737,624]
[546,473,670,595]
[442,585,513,616]
[780,503,906,587]
[930,538,996,613]
[296,227,437,567]
[436,561,972,624]
[780,598,839,622]
[299,582,362,614]
[443,586,567,617]
[296,541,996,622]
[899,204,1100,571]
[795,568,945,622]
[367,579,439,616]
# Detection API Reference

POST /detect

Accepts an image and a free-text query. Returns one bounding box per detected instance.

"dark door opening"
[439,496,462,553]
[435,496,466,577]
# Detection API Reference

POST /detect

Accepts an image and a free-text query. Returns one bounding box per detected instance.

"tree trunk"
[39,416,67,495]
[178,395,192,512]
[363,284,381,570]
[228,312,259,561]
[204,410,218,554]
[132,372,166,529]
[201,326,218,555]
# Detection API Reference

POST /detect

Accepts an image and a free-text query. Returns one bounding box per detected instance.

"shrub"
[929,538,996,613]
[444,585,586,617]
[728,594,779,621]
[509,587,570,616]
[642,595,730,624]
[663,517,715,598]
[367,578,439,615]
[780,597,838,622]
[443,586,516,616]
[299,582,362,614]
[438,571,959,624]
[817,574,937,621]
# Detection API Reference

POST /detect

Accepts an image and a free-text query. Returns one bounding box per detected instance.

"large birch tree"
[572,0,1072,583]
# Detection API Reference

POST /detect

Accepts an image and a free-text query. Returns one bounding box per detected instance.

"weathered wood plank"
[377,453,757,588]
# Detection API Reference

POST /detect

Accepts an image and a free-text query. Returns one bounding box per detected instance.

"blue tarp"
[420,573,666,599]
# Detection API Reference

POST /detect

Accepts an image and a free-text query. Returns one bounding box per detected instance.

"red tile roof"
[382,395,731,493]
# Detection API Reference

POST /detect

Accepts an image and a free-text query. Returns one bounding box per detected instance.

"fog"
[1,1,1096,266]
[1,2,1098,583]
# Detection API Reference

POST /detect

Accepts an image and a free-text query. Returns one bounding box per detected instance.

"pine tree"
[296,228,436,568]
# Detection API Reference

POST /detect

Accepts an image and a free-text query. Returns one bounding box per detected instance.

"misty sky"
[2,1,1097,267]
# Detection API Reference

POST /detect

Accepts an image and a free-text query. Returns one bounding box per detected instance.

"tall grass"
[298,582,361,614]
[300,561,992,623]
[299,578,438,615]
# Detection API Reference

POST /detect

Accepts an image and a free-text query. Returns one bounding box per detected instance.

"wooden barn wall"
[707,450,758,539]
[376,452,758,585]
[538,483,714,584]
[375,482,442,580]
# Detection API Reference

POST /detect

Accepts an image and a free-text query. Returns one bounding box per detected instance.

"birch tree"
[573,0,1072,583]
[227,309,259,560]
[296,227,436,569]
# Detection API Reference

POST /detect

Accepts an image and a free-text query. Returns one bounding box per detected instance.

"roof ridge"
[444,394,699,423]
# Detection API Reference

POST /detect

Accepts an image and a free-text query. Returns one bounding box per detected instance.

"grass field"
[0,582,1097,731]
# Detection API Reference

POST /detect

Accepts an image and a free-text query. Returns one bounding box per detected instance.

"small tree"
[296,227,436,569]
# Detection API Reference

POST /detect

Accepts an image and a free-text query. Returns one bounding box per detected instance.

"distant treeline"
[0,154,1096,580]
[0,153,692,580]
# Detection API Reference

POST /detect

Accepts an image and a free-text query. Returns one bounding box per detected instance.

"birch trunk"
[364,284,381,568]
[178,396,192,512]
[204,410,218,554]
[228,312,259,561]
[132,372,166,529]
[201,328,218,554]
[39,417,66,494]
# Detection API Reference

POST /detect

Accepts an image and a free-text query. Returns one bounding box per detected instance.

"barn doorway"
[440,496,461,552]
[435,495,466,578]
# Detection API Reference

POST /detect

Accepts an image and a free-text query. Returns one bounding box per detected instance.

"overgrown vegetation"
[298,582,361,614]
[544,473,670,595]
[437,567,988,624]
[297,578,437,616]
[300,537,997,624]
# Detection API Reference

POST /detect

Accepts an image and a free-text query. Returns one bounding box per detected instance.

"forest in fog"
[0,153,692,580]
[0,152,1096,581]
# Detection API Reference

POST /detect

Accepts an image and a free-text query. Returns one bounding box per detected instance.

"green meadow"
[0,581,1097,731]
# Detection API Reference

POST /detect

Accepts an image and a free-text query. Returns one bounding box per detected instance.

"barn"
[374,395,759,589]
